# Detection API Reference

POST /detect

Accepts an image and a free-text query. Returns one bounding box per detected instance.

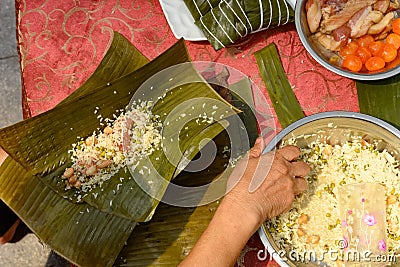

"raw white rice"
[266,134,400,266]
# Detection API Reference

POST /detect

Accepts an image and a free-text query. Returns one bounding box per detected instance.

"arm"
[0,148,21,244]
[179,138,310,267]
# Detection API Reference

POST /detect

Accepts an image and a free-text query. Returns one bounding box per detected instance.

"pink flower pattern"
[347,210,353,215]
[363,214,377,226]
[378,239,387,251]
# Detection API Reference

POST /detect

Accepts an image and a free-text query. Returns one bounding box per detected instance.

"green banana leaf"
[64,32,149,103]
[254,43,305,128]
[0,35,241,221]
[0,32,149,267]
[185,0,294,50]
[183,0,220,20]
[0,31,259,267]
[114,77,259,267]
[357,77,400,129]
[0,157,134,267]
[114,186,221,267]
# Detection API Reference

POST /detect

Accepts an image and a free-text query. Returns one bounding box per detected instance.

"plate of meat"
[294,0,400,80]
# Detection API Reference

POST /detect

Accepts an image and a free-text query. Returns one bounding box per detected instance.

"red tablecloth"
[16,0,359,266]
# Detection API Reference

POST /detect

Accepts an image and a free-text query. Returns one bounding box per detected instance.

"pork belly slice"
[348,6,383,38]
[320,0,377,33]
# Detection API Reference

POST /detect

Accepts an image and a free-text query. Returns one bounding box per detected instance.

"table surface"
[16,1,359,266]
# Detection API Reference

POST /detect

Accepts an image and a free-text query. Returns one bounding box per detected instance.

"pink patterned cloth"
[16,0,359,266]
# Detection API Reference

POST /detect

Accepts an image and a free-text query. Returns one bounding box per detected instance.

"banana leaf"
[357,77,400,129]
[0,157,134,267]
[63,32,149,103]
[0,35,241,221]
[114,76,259,267]
[0,32,153,267]
[0,32,149,267]
[114,187,221,267]
[185,0,294,50]
[183,0,220,20]
[254,43,305,128]
[0,31,259,266]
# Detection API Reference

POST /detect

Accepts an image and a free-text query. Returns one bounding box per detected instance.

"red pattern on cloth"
[16,0,359,266]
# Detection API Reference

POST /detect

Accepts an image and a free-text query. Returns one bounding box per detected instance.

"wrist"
[219,195,263,234]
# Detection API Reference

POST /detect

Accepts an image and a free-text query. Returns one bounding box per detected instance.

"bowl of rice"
[258,111,400,267]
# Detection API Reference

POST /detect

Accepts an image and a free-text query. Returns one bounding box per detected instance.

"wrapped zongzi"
[184,0,294,50]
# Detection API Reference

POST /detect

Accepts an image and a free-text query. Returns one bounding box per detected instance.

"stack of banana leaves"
[0,32,258,266]
[183,0,294,50]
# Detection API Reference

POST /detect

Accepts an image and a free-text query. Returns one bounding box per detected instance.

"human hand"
[0,148,7,166]
[179,137,310,267]
[0,148,21,244]
[224,137,310,228]
[0,219,20,244]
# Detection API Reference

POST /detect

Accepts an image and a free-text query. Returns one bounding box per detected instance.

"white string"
[195,0,292,46]
[257,0,264,30]
[199,17,226,47]
[221,0,248,36]
[282,0,290,25]
[206,0,214,9]
[276,0,282,27]
[192,0,203,16]
[210,7,235,43]
[219,6,245,37]
[232,0,253,32]
[200,6,235,46]
[266,0,273,29]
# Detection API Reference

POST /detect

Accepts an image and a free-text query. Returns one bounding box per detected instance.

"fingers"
[276,145,301,162]
[249,137,264,158]
[291,161,310,177]
[0,219,20,244]
[293,177,307,195]
[0,148,7,166]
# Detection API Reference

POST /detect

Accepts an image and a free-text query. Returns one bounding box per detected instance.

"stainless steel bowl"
[258,111,400,267]
[287,0,400,80]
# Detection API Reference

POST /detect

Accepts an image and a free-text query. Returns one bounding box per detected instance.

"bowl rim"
[294,0,400,81]
[258,111,400,266]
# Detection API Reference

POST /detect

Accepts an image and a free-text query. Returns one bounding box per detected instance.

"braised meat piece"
[320,0,377,33]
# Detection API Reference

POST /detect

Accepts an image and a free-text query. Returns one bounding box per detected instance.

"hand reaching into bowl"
[179,137,310,267]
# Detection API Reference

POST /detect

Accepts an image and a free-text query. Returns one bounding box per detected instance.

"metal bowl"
[287,0,400,80]
[258,111,400,266]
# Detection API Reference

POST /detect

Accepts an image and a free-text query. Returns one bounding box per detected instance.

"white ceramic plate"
[159,0,207,41]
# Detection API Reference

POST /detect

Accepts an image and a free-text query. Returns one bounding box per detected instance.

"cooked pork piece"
[388,0,400,12]
[348,7,383,37]
[368,12,395,34]
[374,24,392,40]
[373,0,390,13]
[315,32,343,51]
[320,0,377,33]
[306,0,323,33]
[332,24,351,42]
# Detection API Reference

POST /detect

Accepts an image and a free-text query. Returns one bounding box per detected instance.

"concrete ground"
[0,0,52,266]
